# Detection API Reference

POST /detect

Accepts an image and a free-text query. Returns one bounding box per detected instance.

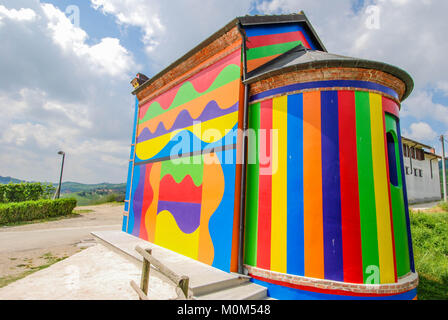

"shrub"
[0,198,77,224]
[438,201,448,212]
[0,182,56,203]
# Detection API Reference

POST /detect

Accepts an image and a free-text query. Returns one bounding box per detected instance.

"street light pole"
[441,135,447,202]
[56,151,65,199]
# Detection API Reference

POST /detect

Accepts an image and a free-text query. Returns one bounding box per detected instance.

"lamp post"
[441,136,447,202]
[56,151,65,199]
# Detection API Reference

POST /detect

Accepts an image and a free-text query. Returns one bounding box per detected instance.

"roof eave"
[243,57,414,101]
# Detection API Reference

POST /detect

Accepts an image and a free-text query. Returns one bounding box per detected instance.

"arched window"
[387,132,399,187]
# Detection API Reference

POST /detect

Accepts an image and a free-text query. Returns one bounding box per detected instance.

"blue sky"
[0,0,447,183]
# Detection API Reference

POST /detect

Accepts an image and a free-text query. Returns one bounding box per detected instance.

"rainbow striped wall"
[244,86,412,284]
[244,23,318,72]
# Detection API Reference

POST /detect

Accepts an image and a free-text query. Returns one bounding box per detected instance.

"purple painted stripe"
[131,165,147,237]
[249,80,399,102]
[137,101,239,143]
[321,91,343,281]
[157,200,201,234]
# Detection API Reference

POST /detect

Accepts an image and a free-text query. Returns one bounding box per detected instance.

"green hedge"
[0,198,77,224]
[0,182,56,203]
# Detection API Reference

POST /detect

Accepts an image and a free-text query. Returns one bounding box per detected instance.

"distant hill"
[0,176,25,184]
[0,176,126,194]
[57,181,126,194]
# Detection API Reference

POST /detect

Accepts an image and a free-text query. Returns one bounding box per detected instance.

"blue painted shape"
[396,121,415,272]
[251,278,417,300]
[249,80,399,102]
[134,124,239,163]
[321,91,343,281]
[286,93,304,276]
[122,216,128,232]
[209,148,237,272]
[123,96,140,232]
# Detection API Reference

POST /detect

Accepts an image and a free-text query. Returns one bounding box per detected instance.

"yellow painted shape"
[369,93,396,284]
[270,96,288,273]
[135,111,238,161]
[145,162,161,243]
[154,210,200,260]
[137,79,240,135]
[197,153,225,265]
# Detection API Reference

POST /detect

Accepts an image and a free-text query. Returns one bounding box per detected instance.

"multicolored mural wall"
[123,48,242,272]
[124,14,417,300]
[245,87,413,283]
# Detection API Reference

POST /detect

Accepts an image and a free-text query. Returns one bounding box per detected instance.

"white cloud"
[89,0,254,68]
[91,0,165,53]
[0,2,135,183]
[41,3,136,78]
[402,122,438,142]
[401,90,448,125]
[0,5,36,23]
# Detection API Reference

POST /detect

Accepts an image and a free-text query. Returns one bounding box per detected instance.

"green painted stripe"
[355,91,380,283]
[160,155,204,186]
[139,64,240,124]
[385,114,410,277]
[246,41,302,61]
[244,102,260,266]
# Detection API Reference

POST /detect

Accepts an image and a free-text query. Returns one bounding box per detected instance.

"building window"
[416,149,425,161]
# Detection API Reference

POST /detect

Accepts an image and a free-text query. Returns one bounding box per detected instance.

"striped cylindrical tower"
[243,48,418,300]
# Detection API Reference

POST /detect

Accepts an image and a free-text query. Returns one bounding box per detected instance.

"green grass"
[63,192,124,206]
[410,206,448,300]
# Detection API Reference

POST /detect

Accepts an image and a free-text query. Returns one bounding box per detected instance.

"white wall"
[403,156,441,203]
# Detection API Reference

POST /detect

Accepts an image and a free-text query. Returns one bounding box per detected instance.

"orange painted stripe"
[247,54,282,72]
[303,91,324,279]
[146,162,161,243]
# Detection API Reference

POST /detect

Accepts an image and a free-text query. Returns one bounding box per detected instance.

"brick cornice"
[136,26,242,105]
[248,67,406,104]
[245,265,418,296]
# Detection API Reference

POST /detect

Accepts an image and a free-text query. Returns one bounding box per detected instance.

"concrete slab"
[91,230,248,295]
[0,244,177,300]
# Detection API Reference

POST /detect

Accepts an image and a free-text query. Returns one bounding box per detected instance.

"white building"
[401,137,441,204]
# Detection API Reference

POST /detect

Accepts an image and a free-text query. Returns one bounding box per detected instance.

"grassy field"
[62,192,125,206]
[411,203,448,300]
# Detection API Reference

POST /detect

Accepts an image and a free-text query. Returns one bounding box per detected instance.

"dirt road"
[0,203,123,286]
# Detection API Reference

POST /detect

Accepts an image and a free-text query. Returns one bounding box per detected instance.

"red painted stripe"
[382,100,398,282]
[140,163,153,240]
[338,91,364,283]
[158,174,202,203]
[257,99,273,270]
[249,273,407,297]
[247,31,311,49]
[382,97,400,118]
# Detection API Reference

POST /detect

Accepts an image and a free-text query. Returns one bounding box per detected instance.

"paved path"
[409,201,440,210]
[0,203,123,285]
[0,203,122,253]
